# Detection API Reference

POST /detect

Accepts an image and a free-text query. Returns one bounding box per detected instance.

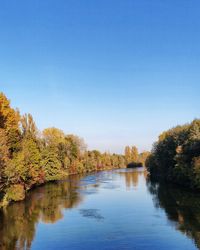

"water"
[0,168,200,250]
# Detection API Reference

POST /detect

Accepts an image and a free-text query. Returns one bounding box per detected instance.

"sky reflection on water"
[0,168,199,250]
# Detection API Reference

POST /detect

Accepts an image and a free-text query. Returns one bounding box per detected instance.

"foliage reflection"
[147,178,200,249]
[0,174,83,250]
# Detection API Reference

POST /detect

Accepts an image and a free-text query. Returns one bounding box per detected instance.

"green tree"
[41,147,64,181]
[147,119,200,189]
[5,136,43,189]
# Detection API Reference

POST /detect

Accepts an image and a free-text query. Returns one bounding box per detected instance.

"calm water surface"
[0,168,200,250]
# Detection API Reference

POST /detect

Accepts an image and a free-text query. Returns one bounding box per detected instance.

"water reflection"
[0,169,200,250]
[118,168,147,189]
[147,178,200,249]
[0,175,83,250]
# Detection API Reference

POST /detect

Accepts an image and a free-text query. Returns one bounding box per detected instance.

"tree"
[5,136,44,189]
[0,92,128,206]
[0,129,9,186]
[147,119,200,189]
[41,147,64,181]
[4,114,44,189]
[125,146,131,164]
[0,92,20,153]
[21,113,38,139]
[138,151,150,166]
[42,127,65,147]
[131,146,139,162]
[0,93,20,189]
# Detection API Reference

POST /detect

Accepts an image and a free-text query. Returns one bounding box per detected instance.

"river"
[0,168,200,250]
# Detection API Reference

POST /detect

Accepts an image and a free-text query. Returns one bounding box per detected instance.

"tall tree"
[0,129,9,186]
[131,146,139,162]
[21,113,38,139]
[0,92,20,153]
[125,146,131,164]
[0,93,20,187]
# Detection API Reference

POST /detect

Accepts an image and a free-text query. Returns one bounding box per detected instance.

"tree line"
[0,92,148,206]
[124,145,150,167]
[146,119,200,189]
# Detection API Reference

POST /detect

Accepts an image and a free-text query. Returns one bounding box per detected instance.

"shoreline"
[0,166,125,208]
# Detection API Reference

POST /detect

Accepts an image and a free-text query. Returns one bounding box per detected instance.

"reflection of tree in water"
[147,178,200,249]
[119,169,146,189]
[0,174,83,250]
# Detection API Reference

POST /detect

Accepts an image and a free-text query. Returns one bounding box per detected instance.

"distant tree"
[64,135,86,165]
[131,146,139,162]
[139,151,150,166]
[125,146,131,164]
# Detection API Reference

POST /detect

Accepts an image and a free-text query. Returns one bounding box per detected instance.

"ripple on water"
[79,209,104,221]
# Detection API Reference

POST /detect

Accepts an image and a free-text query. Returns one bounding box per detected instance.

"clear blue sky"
[0,0,200,153]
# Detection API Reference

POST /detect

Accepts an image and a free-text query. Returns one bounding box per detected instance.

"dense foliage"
[0,93,150,206]
[146,119,200,189]
[124,145,149,167]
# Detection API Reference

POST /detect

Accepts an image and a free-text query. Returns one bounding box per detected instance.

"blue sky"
[0,0,200,153]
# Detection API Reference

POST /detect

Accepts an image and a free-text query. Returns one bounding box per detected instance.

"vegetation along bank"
[0,93,148,206]
[146,119,200,190]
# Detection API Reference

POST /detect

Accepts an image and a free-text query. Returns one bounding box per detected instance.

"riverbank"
[0,166,124,208]
[0,93,149,208]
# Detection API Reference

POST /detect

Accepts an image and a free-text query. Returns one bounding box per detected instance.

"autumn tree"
[41,128,66,180]
[125,145,139,164]
[21,113,38,139]
[5,114,44,189]
[0,92,20,153]
[131,146,139,162]
[0,92,128,206]
[138,151,150,166]
[0,129,9,186]
[125,146,131,164]
[0,93,20,187]
[42,127,65,147]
